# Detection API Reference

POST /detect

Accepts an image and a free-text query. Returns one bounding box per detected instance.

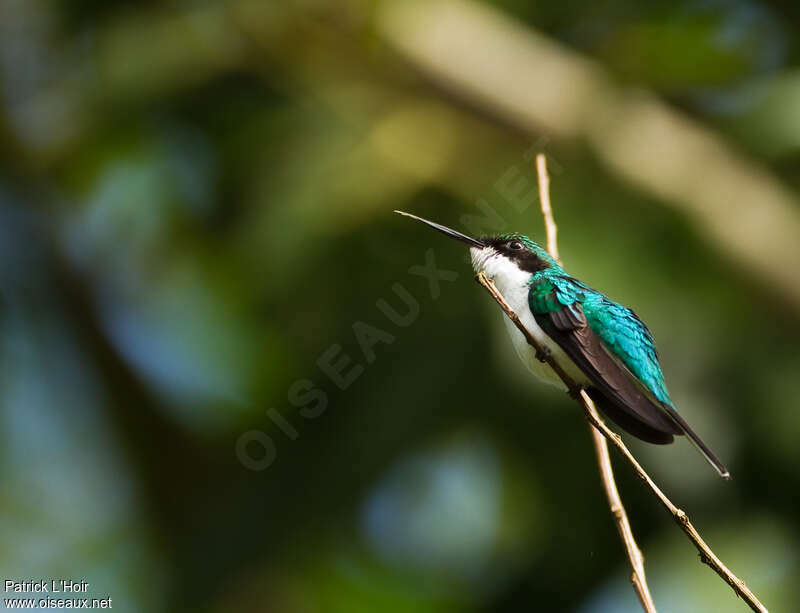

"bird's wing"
[528,277,679,437]
[529,276,729,478]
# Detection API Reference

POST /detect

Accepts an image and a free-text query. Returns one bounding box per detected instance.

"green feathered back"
[528,269,672,406]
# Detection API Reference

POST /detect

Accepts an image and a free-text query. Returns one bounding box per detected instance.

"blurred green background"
[2,0,800,611]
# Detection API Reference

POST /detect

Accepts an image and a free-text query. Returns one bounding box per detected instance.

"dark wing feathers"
[529,278,729,478]
[549,302,584,330]
[534,301,681,440]
[584,388,675,444]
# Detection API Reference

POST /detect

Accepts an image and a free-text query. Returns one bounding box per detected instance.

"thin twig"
[536,154,559,265]
[476,273,767,613]
[536,154,656,613]
[474,155,768,613]
[591,413,655,613]
[578,389,767,613]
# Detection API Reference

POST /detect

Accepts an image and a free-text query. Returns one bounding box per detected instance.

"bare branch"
[476,272,767,613]
[590,411,655,613]
[577,392,767,612]
[536,154,560,266]
[380,0,800,311]
[536,152,655,612]
[473,154,768,613]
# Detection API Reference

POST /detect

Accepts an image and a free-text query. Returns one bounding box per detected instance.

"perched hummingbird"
[396,210,729,479]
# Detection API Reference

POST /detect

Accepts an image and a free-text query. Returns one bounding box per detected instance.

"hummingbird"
[396,210,729,479]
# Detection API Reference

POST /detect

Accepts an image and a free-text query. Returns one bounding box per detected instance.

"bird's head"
[395,211,559,291]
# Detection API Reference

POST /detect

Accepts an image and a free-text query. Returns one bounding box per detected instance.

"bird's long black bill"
[394,211,484,249]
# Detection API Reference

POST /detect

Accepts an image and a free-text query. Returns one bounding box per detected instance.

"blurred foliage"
[1,0,799,612]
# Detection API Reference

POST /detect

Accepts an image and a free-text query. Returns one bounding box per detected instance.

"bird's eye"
[508,240,523,250]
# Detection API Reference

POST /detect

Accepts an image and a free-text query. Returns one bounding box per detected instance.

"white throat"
[469,246,587,389]
[470,247,532,301]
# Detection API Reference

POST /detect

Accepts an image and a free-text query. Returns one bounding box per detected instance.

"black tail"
[662,405,730,479]
[586,388,676,445]
[587,388,730,479]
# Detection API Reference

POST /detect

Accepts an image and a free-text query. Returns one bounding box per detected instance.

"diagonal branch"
[577,389,767,613]
[476,271,766,613]
[535,153,655,613]
[474,154,768,613]
[536,154,560,265]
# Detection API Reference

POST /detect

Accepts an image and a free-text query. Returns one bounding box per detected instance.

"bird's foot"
[535,347,551,363]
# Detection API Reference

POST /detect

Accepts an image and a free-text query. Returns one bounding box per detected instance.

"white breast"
[470,247,589,390]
